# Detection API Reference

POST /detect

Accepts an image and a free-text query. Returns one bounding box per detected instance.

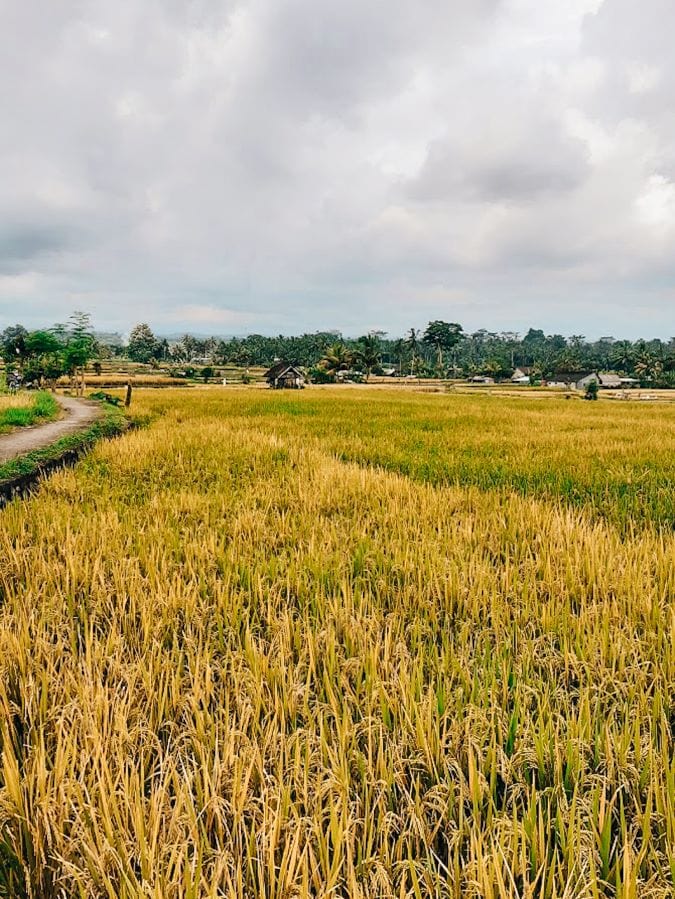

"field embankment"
[0,389,672,898]
[0,396,101,463]
[0,397,127,506]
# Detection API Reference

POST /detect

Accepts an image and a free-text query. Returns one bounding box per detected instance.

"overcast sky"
[1,0,674,338]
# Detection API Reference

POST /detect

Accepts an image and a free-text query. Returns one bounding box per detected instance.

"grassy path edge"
[0,403,128,507]
[0,391,60,434]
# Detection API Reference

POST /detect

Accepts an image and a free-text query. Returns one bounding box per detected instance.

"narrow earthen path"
[0,396,103,464]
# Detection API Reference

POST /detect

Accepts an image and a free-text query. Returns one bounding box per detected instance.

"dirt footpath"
[0,396,103,464]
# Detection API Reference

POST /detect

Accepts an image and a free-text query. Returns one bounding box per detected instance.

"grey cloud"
[255,0,500,117]
[0,224,72,265]
[581,0,675,123]
[410,121,590,203]
[0,0,673,337]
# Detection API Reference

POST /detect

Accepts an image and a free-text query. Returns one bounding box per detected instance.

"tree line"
[124,321,675,386]
[0,312,97,392]
[2,316,674,387]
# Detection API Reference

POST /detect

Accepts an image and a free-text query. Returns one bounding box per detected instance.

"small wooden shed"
[264,362,306,389]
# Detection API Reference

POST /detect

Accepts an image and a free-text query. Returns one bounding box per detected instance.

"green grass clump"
[0,392,59,433]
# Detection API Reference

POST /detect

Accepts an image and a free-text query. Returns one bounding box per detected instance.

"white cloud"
[627,62,661,95]
[635,175,675,233]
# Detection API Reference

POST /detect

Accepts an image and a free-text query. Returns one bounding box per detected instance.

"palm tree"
[319,343,353,380]
[634,350,662,383]
[355,335,381,381]
[610,340,634,374]
[393,338,406,376]
[405,328,420,376]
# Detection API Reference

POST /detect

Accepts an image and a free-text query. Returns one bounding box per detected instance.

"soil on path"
[0,395,103,464]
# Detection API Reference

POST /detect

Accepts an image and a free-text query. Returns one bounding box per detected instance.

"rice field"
[57,375,187,388]
[0,389,673,898]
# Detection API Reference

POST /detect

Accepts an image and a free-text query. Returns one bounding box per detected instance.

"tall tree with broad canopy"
[0,324,28,367]
[24,331,65,387]
[422,321,464,374]
[128,323,160,363]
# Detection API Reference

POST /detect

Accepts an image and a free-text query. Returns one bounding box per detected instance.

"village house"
[511,367,532,384]
[264,362,306,389]
[576,372,622,390]
[546,370,592,388]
